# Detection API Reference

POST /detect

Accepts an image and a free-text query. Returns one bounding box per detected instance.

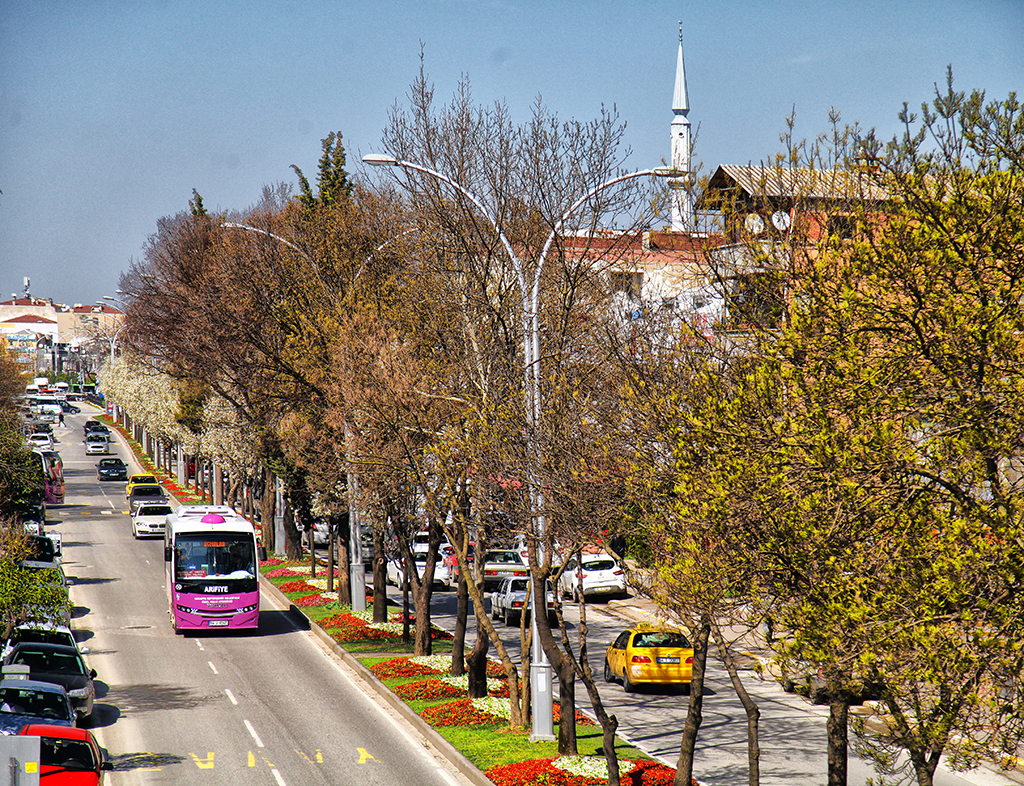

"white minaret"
[669,24,693,232]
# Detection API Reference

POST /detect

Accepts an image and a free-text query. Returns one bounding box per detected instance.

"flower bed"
[486,757,681,786]
[369,656,444,680]
[394,679,466,701]
[277,579,320,594]
[420,698,506,727]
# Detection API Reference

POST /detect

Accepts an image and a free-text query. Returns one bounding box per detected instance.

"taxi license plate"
[208,620,229,627]
[657,656,680,664]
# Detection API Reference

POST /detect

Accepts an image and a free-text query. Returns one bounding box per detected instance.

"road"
[47,407,467,786]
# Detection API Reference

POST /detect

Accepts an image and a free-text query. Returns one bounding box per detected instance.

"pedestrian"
[610,532,626,559]
[58,411,64,426]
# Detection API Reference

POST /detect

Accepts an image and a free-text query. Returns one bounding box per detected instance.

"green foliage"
[291,131,352,210]
[0,524,70,638]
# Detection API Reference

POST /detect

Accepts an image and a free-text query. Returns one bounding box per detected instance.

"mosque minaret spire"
[669,22,693,232]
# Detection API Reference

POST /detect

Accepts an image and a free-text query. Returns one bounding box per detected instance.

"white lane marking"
[100,510,112,515]
[271,768,287,786]
[225,689,237,705]
[208,661,218,675]
[195,641,204,652]
[244,719,264,747]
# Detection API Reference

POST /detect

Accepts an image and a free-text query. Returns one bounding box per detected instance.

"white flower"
[552,756,638,778]
[470,697,512,719]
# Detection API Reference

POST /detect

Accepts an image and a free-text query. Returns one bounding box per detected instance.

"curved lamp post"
[364,152,684,740]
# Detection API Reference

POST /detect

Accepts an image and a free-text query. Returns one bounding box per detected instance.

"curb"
[258,575,497,786]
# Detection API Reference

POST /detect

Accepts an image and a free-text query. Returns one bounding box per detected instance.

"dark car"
[82,420,101,434]
[58,401,81,414]
[128,484,168,513]
[3,643,96,720]
[0,678,74,734]
[96,457,128,482]
[18,724,113,784]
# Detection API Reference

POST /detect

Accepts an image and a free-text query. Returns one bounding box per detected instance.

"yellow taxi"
[604,624,694,693]
[125,474,158,499]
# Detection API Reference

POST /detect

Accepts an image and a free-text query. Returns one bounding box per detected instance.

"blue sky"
[1,0,1021,307]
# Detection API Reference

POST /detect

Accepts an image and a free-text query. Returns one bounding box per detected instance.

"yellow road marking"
[248,751,255,767]
[189,752,215,769]
[357,748,379,764]
[296,749,324,764]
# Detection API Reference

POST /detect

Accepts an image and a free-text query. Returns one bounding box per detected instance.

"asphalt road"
[48,407,467,786]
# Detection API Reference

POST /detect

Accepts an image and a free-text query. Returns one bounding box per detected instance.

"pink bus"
[34,450,64,506]
[164,506,259,632]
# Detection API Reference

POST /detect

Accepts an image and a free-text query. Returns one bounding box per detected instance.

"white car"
[558,552,627,599]
[84,434,108,455]
[490,576,556,626]
[132,502,173,538]
[26,433,54,451]
[387,548,451,589]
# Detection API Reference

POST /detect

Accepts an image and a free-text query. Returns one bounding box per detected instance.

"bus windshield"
[174,533,255,581]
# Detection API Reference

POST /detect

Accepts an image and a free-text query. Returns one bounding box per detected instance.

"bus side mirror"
[164,547,172,562]
[258,546,268,561]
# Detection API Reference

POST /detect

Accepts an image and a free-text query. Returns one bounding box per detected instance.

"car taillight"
[514,570,527,576]
[512,601,522,608]
[485,570,495,575]
[631,655,651,664]
[686,656,694,664]
[613,570,623,576]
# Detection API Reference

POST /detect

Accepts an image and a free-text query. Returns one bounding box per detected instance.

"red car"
[18,723,112,784]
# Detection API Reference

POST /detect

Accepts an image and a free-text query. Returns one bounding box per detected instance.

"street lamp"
[364,151,682,740]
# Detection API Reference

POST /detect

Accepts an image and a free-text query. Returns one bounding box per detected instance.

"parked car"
[0,678,75,733]
[124,474,157,499]
[27,433,55,451]
[18,724,113,783]
[604,625,694,693]
[96,457,128,482]
[127,485,168,513]
[480,549,528,591]
[132,502,172,539]
[558,552,626,599]
[84,434,108,455]
[1,622,87,660]
[3,643,96,720]
[490,576,556,626]
[386,549,451,589]
[442,543,474,584]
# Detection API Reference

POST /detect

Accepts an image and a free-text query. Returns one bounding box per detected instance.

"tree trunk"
[466,617,490,698]
[282,497,302,560]
[327,520,335,594]
[711,624,760,786]
[827,698,848,786]
[372,526,387,623]
[413,578,433,656]
[450,573,468,676]
[675,617,711,786]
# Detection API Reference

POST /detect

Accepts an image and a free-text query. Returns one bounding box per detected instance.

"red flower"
[369,658,443,679]
[277,580,319,594]
[419,699,504,727]
[394,679,465,701]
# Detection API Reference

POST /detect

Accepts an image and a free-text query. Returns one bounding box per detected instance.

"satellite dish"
[771,210,792,231]
[744,214,765,234]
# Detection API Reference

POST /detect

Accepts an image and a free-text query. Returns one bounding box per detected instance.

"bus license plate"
[657,657,680,664]
[208,620,229,627]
